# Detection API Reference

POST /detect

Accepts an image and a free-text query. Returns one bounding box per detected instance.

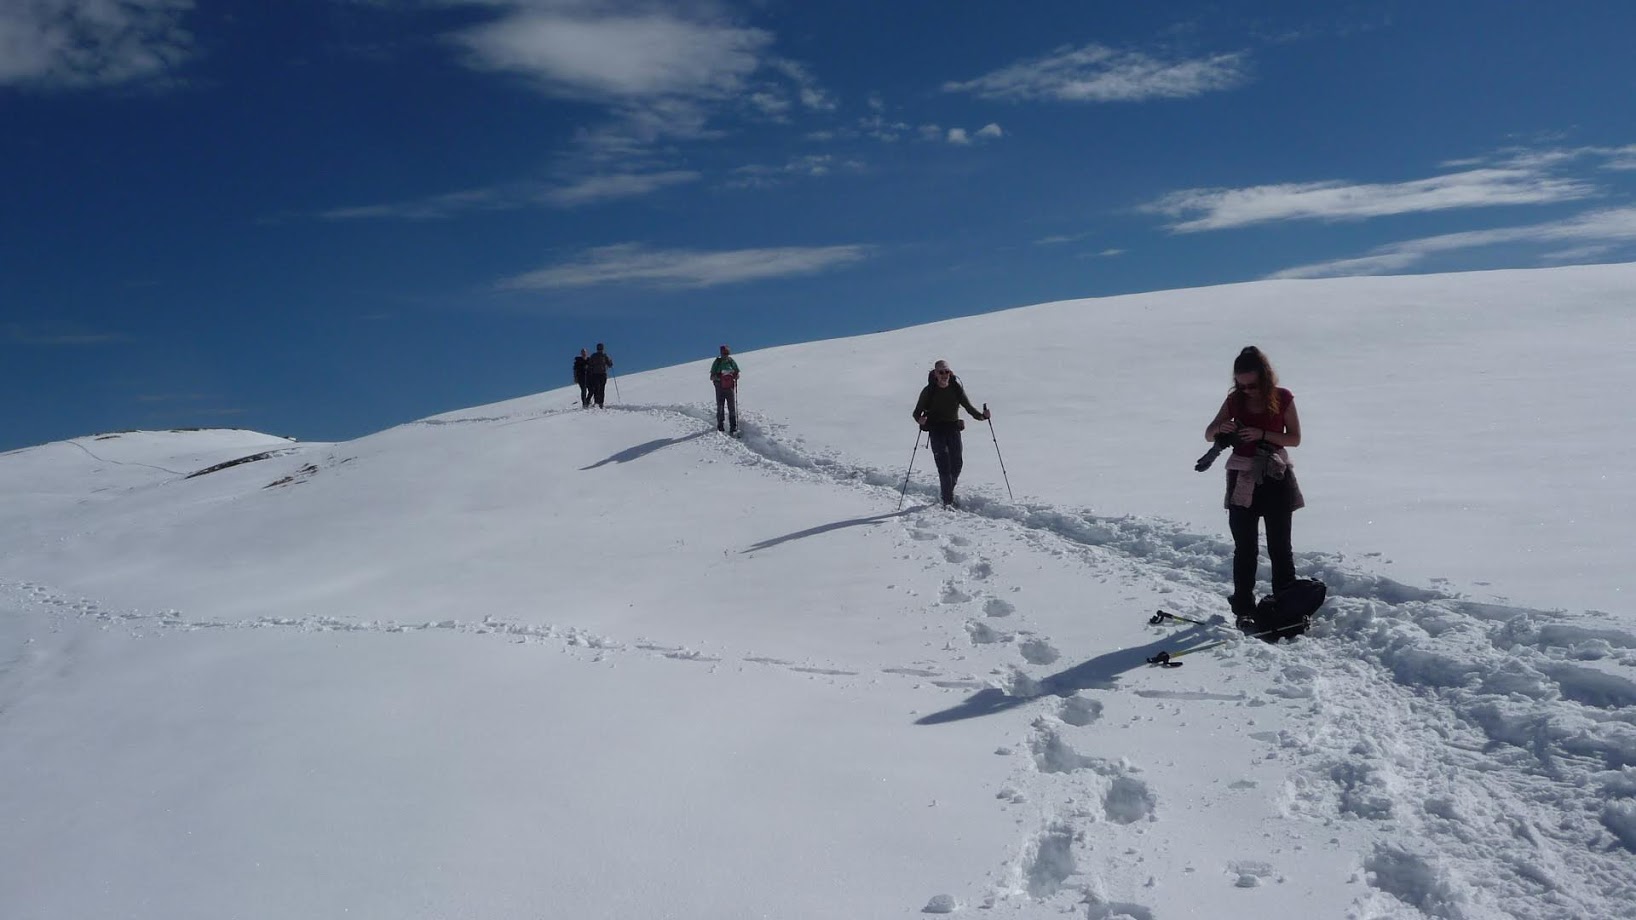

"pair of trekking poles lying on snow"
[895,404,1014,511]
[1144,575,1329,666]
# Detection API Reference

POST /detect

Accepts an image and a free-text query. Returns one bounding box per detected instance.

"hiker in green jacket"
[709,344,740,434]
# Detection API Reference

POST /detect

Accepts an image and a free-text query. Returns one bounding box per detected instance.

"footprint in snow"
[1057,695,1103,726]
[1022,823,1078,899]
[967,561,994,580]
[1029,730,1156,823]
[1086,901,1155,920]
[1103,773,1157,824]
[1227,860,1278,888]
[1019,638,1060,665]
[983,597,1016,618]
[941,581,972,604]
[942,545,969,564]
[967,621,1012,644]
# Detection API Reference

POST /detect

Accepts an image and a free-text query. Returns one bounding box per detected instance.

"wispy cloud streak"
[1268,206,1636,279]
[319,171,700,219]
[944,43,1248,103]
[1149,169,1597,232]
[498,243,873,289]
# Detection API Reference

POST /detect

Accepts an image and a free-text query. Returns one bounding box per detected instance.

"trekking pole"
[1148,610,1214,627]
[1145,618,1309,668]
[897,429,923,511]
[612,373,622,404]
[983,404,1014,501]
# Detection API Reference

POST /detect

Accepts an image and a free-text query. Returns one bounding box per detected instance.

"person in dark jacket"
[912,359,989,508]
[708,344,740,434]
[573,348,590,408]
[584,343,613,407]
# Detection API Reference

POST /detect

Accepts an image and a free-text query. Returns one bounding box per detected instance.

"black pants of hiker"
[586,373,608,407]
[578,379,591,407]
[927,426,964,505]
[715,386,737,431]
[1226,471,1295,611]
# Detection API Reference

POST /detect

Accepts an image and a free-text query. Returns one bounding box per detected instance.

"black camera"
[1195,430,1276,472]
[1194,433,1236,472]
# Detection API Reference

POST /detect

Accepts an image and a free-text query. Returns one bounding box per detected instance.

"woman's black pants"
[1227,475,1295,610]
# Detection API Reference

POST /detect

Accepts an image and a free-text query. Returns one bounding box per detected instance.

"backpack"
[1250,578,1327,642]
[718,371,738,391]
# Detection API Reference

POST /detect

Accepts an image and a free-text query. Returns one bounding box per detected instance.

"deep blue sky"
[4,0,1635,450]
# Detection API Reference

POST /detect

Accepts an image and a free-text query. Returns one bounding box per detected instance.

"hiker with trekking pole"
[910,359,990,509]
[709,344,740,436]
[584,343,613,407]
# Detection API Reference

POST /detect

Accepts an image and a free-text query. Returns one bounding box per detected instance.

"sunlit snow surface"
[2,265,1634,918]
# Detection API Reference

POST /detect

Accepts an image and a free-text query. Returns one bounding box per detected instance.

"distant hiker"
[1204,346,1305,622]
[573,348,591,408]
[912,359,989,508]
[584,343,613,407]
[709,344,740,434]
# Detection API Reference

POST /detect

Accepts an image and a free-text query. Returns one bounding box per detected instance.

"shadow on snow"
[915,623,1220,725]
[741,507,928,554]
[580,430,709,470]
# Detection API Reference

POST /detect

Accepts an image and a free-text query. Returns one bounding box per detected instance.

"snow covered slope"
[2,264,1635,919]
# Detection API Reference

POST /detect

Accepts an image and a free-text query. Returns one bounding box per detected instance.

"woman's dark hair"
[1232,346,1281,415]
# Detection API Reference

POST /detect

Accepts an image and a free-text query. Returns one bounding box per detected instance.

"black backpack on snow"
[1250,578,1327,642]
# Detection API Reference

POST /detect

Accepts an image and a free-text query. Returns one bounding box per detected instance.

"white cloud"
[450,5,769,100]
[1267,253,1423,280]
[443,2,772,156]
[543,170,702,206]
[944,43,1248,103]
[727,155,864,188]
[748,90,790,118]
[940,123,1002,146]
[769,58,835,111]
[1602,145,1636,171]
[0,0,193,88]
[320,171,700,219]
[1267,206,1636,279]
[1148,168,1598,232]
[441,2,834,160]
[1541,244,1618,263]
[1445,142,1636,174]
[498,242,873,289]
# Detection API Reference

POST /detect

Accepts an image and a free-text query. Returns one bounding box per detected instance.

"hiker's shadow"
[742,507,927,554]
[915,622,1219,725]
[581,431,708,470]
